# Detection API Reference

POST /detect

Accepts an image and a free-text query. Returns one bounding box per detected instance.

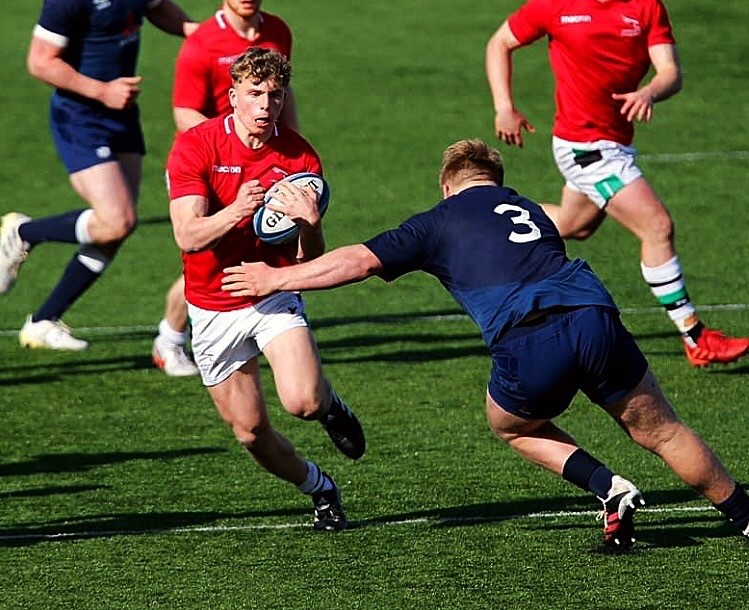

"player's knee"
[232,418,270,448]
[283,391,323,420]
[95,210,138,243]
[643,213,674,244]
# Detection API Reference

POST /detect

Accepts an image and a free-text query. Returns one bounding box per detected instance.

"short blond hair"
[439,139,504,188]
[230,47,291,87]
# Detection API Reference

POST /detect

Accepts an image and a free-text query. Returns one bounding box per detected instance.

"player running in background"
[166,48,365,531]
[0,0,197,350]
[222,139,749,548]
[153,0,298,376]
[485,0,749,368]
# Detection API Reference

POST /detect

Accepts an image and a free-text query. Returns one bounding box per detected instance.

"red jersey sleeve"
[166,130,210,200]
[172,36,211,111]
[646,0,676,46]
[507,0,553,45]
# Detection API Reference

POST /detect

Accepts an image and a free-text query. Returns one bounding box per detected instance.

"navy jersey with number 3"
[365,185,617,346]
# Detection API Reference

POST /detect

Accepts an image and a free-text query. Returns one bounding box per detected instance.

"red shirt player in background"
[153,0,299,375]
[485,0,749,368]
[166,48,365,531]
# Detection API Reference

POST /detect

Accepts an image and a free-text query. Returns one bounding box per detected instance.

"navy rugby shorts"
[487,306,648,420]
[49,95,146,174]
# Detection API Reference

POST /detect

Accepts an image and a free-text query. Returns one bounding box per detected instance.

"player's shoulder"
[260,11,292,34]
[183,11,224,46]
[273,127,320,160]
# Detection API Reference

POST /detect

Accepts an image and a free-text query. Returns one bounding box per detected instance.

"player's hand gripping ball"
[253,172,330,244]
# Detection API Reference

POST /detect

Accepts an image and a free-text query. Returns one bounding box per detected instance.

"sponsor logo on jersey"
[120,12,141,46]
[270,167,289,177]
[218,54,243,66]
[213,165,242,174]
[93,0,112,10]
[620,15,641,37]
[560,14,592,24]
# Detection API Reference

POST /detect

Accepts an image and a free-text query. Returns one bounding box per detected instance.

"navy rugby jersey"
[36,0,157,103]
[364,185,617,346]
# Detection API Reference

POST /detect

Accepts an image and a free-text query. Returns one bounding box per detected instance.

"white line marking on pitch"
[1,303,748,338]
[640,150,749,163]
[0,504,718,542]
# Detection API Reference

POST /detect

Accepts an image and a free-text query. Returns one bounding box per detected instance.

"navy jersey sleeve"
[364,208,442,282]
[37,0,89,39]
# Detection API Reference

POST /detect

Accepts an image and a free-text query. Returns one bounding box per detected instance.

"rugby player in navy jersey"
[0,0,196,352]
[221,139,749,549]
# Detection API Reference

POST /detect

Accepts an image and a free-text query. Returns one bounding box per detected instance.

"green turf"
[1,0,748,608]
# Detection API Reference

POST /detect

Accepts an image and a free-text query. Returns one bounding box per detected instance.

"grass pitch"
[1,1,748,608]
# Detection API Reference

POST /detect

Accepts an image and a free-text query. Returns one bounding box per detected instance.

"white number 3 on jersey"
[493,203,542,243]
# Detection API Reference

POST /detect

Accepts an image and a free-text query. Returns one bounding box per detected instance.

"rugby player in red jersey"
[166,48,365,531]
[154,0,299,376]
[486,0,749,367]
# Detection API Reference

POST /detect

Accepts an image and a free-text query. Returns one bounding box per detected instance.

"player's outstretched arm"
[147,0,197,37]
[221,245,383,298]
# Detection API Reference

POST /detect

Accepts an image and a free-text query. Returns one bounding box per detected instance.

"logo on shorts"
[620,15,641,37]
[560,14,592,24]
[96,146,112,159]
[218,54,242,66]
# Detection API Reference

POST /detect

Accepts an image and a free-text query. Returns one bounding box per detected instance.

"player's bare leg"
[607,178,749,366]
[541,186,606,240]
[605,368,737,503]
[264,326,366,459]
[208,358,348,530]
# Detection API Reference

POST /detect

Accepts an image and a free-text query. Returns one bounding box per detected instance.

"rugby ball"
[253,172,330,244]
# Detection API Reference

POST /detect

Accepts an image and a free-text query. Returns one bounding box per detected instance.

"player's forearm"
[642,67,682,103]
[486,27,517,111]
[147,0,194,37]
[27,55,106,101]
[278,245,381,292]
[172,205,246,252]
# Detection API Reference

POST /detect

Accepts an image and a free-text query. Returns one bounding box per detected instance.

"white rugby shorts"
[188,291,309,387]
[552,136,643,208]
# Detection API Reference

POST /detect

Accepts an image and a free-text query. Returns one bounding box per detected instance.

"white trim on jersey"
[215,9,264,30]
[33,24,68,48]
[223,115,233,134]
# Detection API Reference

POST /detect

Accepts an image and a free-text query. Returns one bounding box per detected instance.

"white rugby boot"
[0,212,31,294]
[152,340,199,377]
[19,315,88,351]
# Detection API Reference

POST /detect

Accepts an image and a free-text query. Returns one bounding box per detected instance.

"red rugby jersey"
[172,10,292,119]
[508,0,675,145]
[166,115,322,311]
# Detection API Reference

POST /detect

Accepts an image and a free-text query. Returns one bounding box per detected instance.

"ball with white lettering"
[253,172,330,244]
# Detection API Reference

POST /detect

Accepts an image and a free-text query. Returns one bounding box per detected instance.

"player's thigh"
[69,160,138,226]
[549,186,606,237]
[207,358,271,433]
[263,326,326,413]
[605,177,674,243]
[603,368,681,450]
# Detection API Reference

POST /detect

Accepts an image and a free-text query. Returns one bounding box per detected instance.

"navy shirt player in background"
[220,138,749,549]
[0,0,197,352]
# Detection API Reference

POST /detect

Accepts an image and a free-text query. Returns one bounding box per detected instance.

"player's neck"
[223,9,262,40]
[231,114,274,150]
[451,180,497,195]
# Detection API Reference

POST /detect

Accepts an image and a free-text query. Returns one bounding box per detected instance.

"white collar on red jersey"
[215,10,264,30]
[224,114,279,139]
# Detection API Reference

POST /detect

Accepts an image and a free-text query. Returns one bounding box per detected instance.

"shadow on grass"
[1,484,740,549]
[0,354,162,385]
[0,447,225,477]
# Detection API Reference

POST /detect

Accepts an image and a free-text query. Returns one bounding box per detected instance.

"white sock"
[156,319,187,347]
